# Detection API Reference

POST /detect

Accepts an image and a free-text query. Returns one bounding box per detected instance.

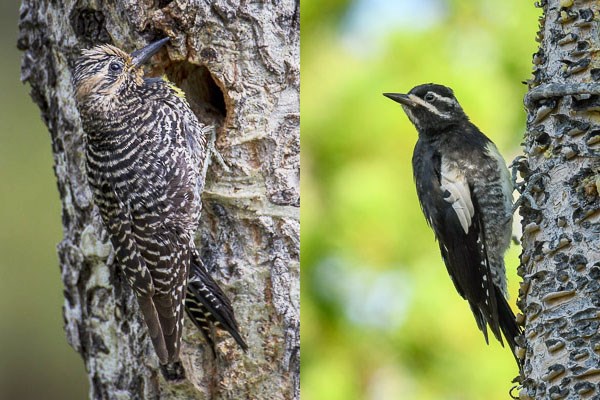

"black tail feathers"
[185,250,248,354]
[470,287,522,368]
[496,289,522,367]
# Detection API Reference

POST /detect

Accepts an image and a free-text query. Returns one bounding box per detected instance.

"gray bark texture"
[18,0,299,399]
[518,0,600,398]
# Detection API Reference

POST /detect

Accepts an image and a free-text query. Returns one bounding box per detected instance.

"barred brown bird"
[73,38,247,366]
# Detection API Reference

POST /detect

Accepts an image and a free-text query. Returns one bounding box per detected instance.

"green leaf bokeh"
[301,1,539,399]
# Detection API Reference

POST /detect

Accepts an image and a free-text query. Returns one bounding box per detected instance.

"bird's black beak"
[131,37,170,68]
[383,92,416,107]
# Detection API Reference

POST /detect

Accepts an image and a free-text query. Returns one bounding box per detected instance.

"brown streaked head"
[72,38,169,105]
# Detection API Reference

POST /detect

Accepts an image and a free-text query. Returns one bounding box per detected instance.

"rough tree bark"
[18,1,299,399]
[518,0,600,398]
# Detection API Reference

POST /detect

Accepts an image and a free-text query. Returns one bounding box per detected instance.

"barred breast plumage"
[73,38,246,367]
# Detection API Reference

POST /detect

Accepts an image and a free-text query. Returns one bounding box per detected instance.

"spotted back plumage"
[73,39,244,365]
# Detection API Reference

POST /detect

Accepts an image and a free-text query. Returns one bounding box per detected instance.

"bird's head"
[384,83,468,134]
[73,37,169,107]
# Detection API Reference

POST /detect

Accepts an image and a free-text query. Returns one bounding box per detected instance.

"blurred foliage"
[0,2,87,399]
[301,0,539,399]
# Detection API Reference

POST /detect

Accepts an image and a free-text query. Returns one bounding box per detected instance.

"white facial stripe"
[440,157,475,234]
[401,105,417,125]
[428,92,458,107]
[408,94,452,119]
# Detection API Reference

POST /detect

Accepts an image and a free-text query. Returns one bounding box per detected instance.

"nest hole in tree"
[69,6,111,45]
[161,61,227,129]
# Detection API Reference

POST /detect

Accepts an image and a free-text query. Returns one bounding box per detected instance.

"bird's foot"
[205,126,231,175]
[509,156,529,193]
[160,361,186,381]
[511,172,548,216]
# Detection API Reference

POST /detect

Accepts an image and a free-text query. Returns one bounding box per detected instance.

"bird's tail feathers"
[154,292,186,363]
[136,296,169,364]
[472,288,522,367]
[469,302,492,345]
[185,251,248,353]
[496,288,522,367]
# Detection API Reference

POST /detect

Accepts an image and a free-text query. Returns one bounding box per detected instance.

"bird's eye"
[109,62,122,73]
[424,93,435,102]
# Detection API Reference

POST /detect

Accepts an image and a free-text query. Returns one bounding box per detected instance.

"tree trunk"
[519,0,600,398]
[18,1,299,399]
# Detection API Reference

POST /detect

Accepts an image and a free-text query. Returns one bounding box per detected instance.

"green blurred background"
[1,1,88,399]
[301,0,538,399]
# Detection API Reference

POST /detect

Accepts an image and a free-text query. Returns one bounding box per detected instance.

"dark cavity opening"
[158,0,174,8]
[69,7,111,46]
[162,62,227,128]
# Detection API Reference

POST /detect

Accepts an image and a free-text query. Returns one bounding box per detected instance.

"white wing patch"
[440,158,474,234]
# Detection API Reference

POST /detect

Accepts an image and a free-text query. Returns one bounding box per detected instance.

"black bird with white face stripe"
[384,83,521,365]
[385,84,468,133]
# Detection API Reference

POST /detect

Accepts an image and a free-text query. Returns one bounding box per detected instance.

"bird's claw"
[206,127,231,174]
[511,172,548,214]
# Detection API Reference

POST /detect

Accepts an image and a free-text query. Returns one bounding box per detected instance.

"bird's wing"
[103,209,171,364]
[105,210,156,296]
[437,187,502,345]
[116,100,198,363]
[147,231,190,363]
[131,146,195,363]
[439,161,474,235]
[162,83,208,195]
[414,147,502,344]
[182,107,208,180]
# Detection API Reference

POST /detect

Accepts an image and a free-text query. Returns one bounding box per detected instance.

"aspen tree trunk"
[18,1,299,399]
[519,0,600,398]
